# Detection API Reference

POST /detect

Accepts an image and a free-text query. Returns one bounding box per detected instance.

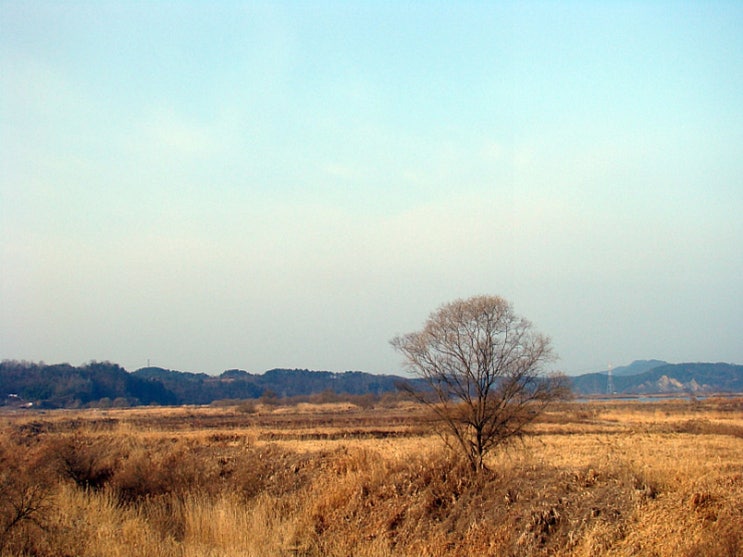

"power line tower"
[606,363,615,395]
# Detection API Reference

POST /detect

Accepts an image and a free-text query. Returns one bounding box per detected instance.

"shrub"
[50,433,119,489]
[0,439,53,554]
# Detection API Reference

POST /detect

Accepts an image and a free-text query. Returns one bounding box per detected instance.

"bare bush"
[0,441,52,554]
[51,433,119,489]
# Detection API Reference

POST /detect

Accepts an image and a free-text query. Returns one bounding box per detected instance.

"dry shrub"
[681,473,743,557]
[227,443,320,500]
[111,441,223,503]
[288,449,535,555]
[236,399,259,414]
[0,480,51,555]
[48,433,121,489]
[283,445,692,557]
[683,505,742,557]
[707,397,743,413]
[0,437,53,555]
[670,418,743,438]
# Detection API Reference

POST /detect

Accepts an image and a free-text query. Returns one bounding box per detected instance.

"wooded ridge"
[1,359,741,408]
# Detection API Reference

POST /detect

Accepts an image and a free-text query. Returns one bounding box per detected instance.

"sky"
[1,1,742,376]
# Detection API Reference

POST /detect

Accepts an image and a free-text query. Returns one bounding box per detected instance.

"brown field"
[1,397,741,556]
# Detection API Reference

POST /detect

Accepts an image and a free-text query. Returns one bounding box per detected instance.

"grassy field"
[1,397,741,556]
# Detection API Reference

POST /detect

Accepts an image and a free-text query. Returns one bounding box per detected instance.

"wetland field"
[1,397,741,556]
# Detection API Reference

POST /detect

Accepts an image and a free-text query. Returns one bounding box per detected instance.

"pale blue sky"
[2,1,741,375]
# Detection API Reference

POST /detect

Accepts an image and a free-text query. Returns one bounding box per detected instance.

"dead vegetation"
[0,397,741,556]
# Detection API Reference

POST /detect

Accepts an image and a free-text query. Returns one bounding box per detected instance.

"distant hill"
[131,367,410,404]
[570,362,743,395]
[3,359,741,408]
[131,367,262,405]
[0,360,176,408]
[0,360,413,408]
[608,360,668,376]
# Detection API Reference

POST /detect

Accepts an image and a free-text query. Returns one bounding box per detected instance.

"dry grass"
[0,398,741,556]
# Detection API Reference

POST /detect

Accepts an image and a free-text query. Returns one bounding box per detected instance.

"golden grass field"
[1,396,741,556]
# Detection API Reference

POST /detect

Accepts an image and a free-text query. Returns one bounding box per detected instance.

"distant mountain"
[571,362,743,395]
[608,360,668,376]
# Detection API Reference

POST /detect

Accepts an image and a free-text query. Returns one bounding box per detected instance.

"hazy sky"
[2,1,741,376]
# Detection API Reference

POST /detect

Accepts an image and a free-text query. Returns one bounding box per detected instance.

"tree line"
[0,361,415,409]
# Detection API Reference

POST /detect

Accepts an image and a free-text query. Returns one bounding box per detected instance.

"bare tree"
[391,295,570,471]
